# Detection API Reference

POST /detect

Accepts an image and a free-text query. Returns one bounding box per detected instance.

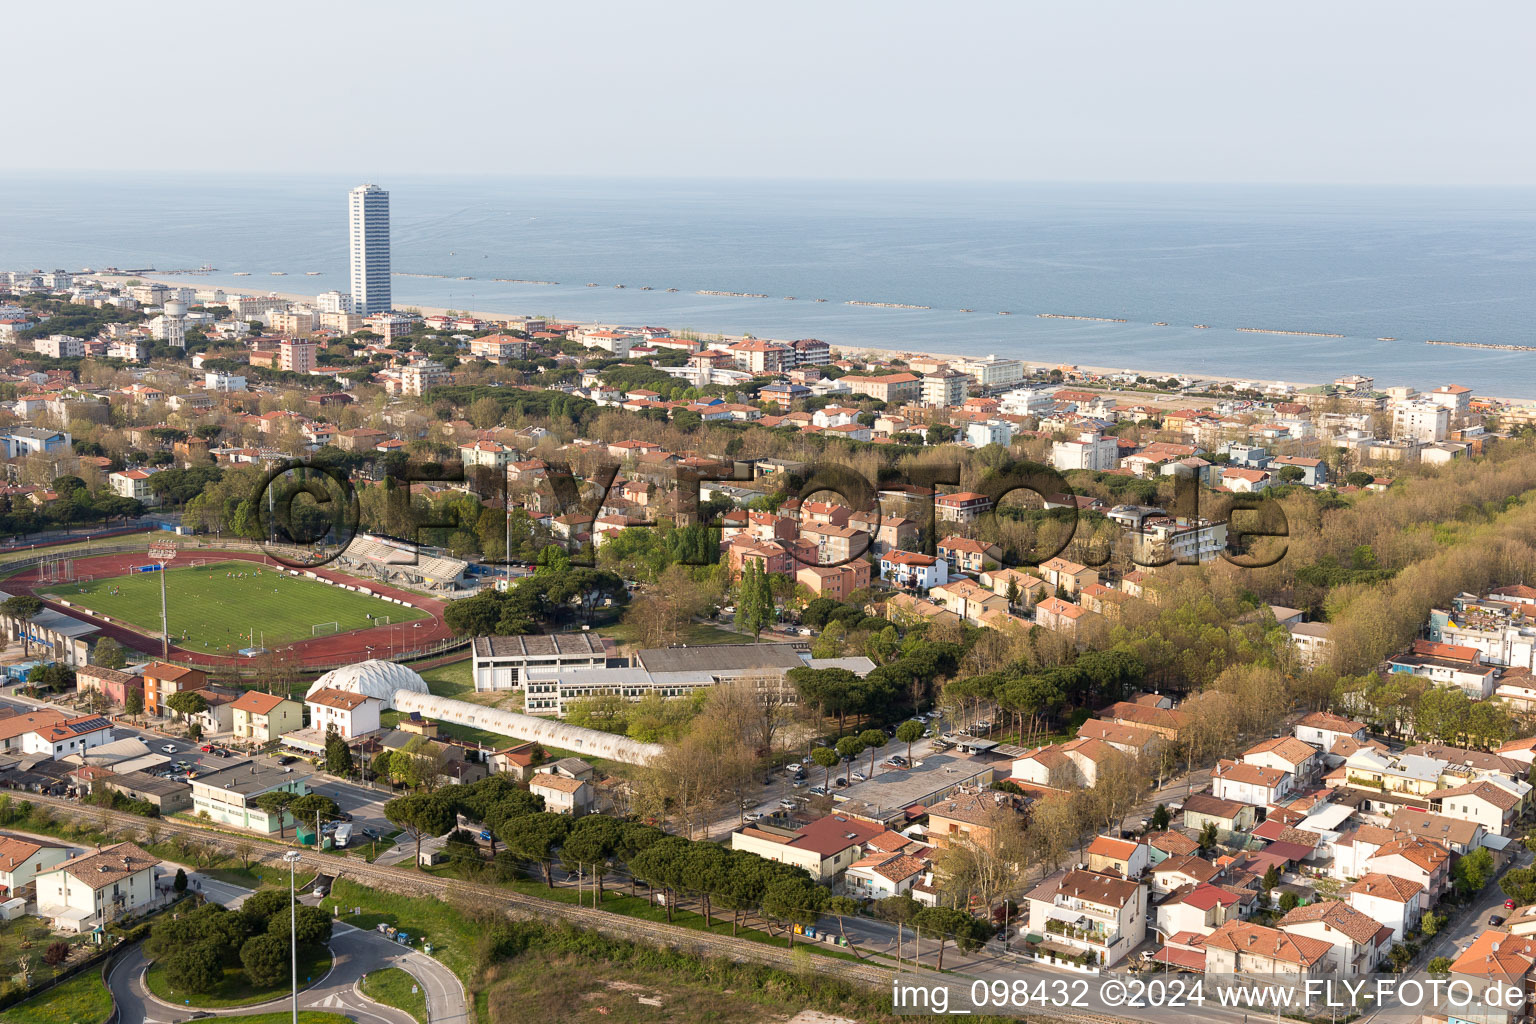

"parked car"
[778,798,797,810]
[851,771,867,782]
[1490,914,1506,926]
[809,786,828,796]
[161,744,177,754]
[1508,899,1519,910]
[744,811,764,822]
[199,743,213,752]
[277,755,298,766]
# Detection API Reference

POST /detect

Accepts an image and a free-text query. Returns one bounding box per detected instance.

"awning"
[1152,946,1207,972]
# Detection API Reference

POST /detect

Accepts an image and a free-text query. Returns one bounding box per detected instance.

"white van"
[334,823,353,848]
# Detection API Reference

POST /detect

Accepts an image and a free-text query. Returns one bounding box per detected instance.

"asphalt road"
[108,872,468,1024]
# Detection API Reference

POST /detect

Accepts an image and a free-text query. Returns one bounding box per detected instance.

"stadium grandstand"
[336,533,469,592]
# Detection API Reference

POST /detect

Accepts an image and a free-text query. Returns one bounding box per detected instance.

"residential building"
[529,772,593,816]
[934,491,993,524]
[727,339,789,374]
[142,663,207,716]
[1181,793,1258,834]
[229,691,303,744]
[76,665,143,708]
[937,536,1001,576]
[109,469,157,503]
[0,427,71,457]
[458,439,514,469]
[845,851,926,900]
[1391,398,1451,442]
[34,842,161,932]
[305,687,382,740]
[1052,432,1119,472]
[189,760,310,833]
[399,361,447,396]
[316,290,353,314]
[1038,557,1098,595]
[1277,901,1391,975]
[842,372,921,404]
[279,338,317,373]
[1085,834,1150,878]
[348,183,391,315]
[879,550,948,591]
[1242,736,1324,785]
[21,715,114,759]
[1025,868,1147,967]
[0,833,69,897]
[920,369,968,408]
[1034,596,1088,635]
[1212,758,1293,805]
[955,355,1024,390]
[730,813,896,882]
[1293,712,1368,755]
[1203,920,1332,978]
[1344,873,1423,940]
[468,334,530,363]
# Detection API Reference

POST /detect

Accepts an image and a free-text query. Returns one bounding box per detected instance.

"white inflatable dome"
[305,659,428,710]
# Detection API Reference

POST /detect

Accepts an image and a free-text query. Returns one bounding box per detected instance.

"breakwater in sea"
[1236,327,1345,338]
[1426,339,1536,353]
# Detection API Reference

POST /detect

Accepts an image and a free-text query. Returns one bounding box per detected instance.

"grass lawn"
[361,966,428,1023]
[419,659,474,699]
[329,878,479,985]
[41,558,428,654]
[4,968,113,1024]
[144,944,332,1008]
[0,917,100,998]
[481,949,843,1024]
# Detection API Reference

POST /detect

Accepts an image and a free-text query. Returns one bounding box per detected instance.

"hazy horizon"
[8,0,1533,185]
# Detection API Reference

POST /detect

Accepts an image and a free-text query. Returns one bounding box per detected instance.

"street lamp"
[283,849,302,1024]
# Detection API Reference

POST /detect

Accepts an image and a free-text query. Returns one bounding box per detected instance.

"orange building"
[143,663,208,716]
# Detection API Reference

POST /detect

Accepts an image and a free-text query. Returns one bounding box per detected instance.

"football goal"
[312,621,341,636]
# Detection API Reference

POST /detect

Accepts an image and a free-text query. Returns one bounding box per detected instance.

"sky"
[8,0,1534,184]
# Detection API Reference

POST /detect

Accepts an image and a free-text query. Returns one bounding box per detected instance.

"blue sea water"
[3,173,1536,395]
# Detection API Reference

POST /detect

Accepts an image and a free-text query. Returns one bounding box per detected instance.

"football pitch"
[42,559,431,654]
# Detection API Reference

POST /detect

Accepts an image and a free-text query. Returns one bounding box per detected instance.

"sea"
[3,173,1536,397]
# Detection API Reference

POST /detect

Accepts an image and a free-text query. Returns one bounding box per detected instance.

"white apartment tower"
[348,184,391,316]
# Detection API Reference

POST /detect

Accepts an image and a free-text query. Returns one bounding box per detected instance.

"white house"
[0,834,69,897]
[1211,758,1293,806]
[845,851,926,901]
[1293,712,1368,759]
[1277,900,1392,975]
[1241,736,1324,786]
[879,550,948,592]
[20,715,114,759]
[1344,873,1424,941]
[34,842,161,932]
[529,772,593,816]
[1427,779,1524,836]
[304,686,381,740]
[109,469,158,503]
[1025,868,1147,967]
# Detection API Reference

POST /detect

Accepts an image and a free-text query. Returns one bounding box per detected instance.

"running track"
[8,549,454,670]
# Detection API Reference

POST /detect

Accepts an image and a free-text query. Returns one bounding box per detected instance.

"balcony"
[1044,917,1119,948]
[1052,896,1116,922]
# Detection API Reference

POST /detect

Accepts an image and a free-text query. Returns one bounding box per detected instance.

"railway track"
[24,795,1142,1023]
